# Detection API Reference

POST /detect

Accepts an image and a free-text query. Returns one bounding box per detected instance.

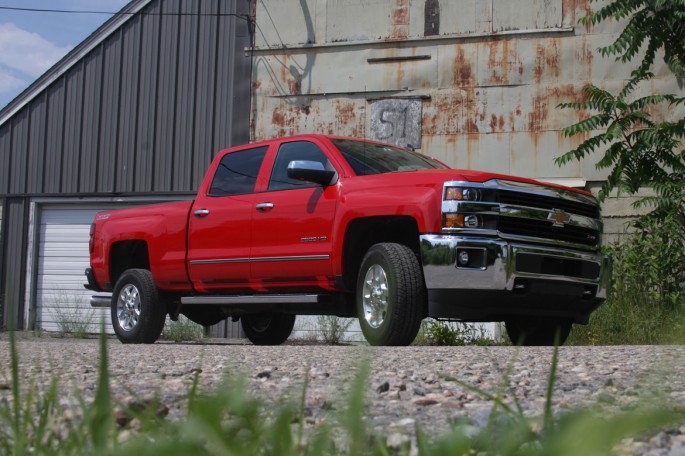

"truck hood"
[343,168,593,197]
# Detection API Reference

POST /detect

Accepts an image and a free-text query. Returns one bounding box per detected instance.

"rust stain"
[533,41,561,84]
[390,0,409,39]
[528,89,549,133]
[575,0,592,33]
[271,105,288,138]
[578,34,594,81]
[561,0,575,27]
[452,47,474,88]
[483,38,522,86]
[422,94,462,136]
[332,100,365,138]
[287,78,301,95]
[391,6,408,25]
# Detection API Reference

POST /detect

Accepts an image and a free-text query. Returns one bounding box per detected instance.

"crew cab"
[85,134,610,346]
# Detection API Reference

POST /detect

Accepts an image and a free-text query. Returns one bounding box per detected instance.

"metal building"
[250,0,684,238]
[0,0,252,334]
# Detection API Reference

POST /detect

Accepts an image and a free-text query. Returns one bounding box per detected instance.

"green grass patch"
[568,296,685,345]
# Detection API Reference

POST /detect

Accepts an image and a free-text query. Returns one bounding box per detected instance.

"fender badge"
[548,209,571,227]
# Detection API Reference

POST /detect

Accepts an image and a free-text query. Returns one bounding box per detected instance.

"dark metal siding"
[0,0,252,331]
[1,198,28,330]
[0,0,251,197]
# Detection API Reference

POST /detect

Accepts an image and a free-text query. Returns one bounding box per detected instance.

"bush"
[316,315,354,345]
[161,316,205,343]
[568,214,685,345]
[421,319,498,346]
[49,291,95,338]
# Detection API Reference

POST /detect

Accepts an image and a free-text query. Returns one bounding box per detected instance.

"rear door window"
[208,146,268,196]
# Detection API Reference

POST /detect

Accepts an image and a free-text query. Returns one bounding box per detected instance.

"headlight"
[444,187,481,201]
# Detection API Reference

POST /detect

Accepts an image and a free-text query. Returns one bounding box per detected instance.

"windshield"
[330,139,447,176]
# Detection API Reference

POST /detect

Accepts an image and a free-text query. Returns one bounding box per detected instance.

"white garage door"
[36,205,113,333]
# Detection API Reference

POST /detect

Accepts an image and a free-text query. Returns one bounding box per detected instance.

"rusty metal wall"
[250,0,684,192]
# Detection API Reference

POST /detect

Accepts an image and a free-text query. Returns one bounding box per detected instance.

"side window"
[268,141,331,191]
[208,146,268,196]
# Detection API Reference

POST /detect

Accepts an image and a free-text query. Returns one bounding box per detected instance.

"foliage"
[315,315,354,345]
[557,85,685,202]
[49,291,95,338]
[556,0,685,218]
[578,0,685,79]
[568,220,685,345]
[422,319,498,346]
[567,292,685,345]
[161,316,205,343]
[2,333,683,455]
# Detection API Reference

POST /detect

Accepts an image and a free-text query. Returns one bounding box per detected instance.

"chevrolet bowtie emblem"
[548,209,571,227]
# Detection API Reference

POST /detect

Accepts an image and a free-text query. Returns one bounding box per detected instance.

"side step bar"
[90,295,111,308]
[181,294,321,305]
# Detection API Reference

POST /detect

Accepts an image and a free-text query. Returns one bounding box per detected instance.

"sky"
[0,0,130,110]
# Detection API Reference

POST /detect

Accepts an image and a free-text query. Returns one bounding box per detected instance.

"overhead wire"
[0,5,251,20]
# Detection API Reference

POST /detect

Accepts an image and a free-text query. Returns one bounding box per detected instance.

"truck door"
[187,146,268,293]
[250,140,338,290]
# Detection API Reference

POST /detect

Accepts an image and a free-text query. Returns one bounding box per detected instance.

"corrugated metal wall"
[1,199,28,329]
[0,0,253,330]
[0,0,250,198]
[250,0,683,182]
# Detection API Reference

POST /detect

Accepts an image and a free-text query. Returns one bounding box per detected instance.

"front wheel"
[505,317,572,346]
[356,243,425,346]
[241,313,296,345]
[111,269,167,344]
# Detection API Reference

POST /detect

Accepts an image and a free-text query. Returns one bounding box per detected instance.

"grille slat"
[499,217,599,247]
[499,190,599,219]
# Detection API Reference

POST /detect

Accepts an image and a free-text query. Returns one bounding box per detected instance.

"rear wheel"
[356,243,425,346]
[241,313,296,345]
[111,269,166,344]
[505,317,572,346]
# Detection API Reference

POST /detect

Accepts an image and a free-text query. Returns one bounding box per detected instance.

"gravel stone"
[0,336,683,455]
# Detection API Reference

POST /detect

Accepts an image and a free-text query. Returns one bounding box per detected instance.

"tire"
[111,269,167,344]
[356,243,426,346]
[181,305,227,327]
[505,317,572,346]
[241,313,296,345]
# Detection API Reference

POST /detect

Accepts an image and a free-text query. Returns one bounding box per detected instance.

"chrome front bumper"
[420,235,611,298]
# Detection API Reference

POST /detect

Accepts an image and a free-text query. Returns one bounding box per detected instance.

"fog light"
[464,215,479,228]
[444,213,464,228]
[458,250,470,266]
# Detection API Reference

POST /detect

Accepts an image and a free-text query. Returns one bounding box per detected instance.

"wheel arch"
[340,215,421,292]
[109,240,150,287]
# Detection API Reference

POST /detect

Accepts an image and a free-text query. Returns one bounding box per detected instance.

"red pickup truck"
[85,134,610,346]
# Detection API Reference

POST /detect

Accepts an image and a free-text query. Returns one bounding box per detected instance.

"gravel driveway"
[1,335,684,454]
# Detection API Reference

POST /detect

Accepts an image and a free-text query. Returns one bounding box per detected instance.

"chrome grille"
[442,179,603,251]
[498,217,599,247]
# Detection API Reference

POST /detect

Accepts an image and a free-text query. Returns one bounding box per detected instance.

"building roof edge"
[0,0,153,127]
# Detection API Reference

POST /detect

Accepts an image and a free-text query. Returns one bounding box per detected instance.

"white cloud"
[0,23,72,78]
[0,67,27,93]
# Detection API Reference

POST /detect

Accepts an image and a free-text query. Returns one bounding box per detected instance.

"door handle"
[255,202,274,212]
[194,209,210,217]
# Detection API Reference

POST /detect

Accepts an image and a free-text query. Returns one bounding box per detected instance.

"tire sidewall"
[111,269,165,344]
[356,247,399,345]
